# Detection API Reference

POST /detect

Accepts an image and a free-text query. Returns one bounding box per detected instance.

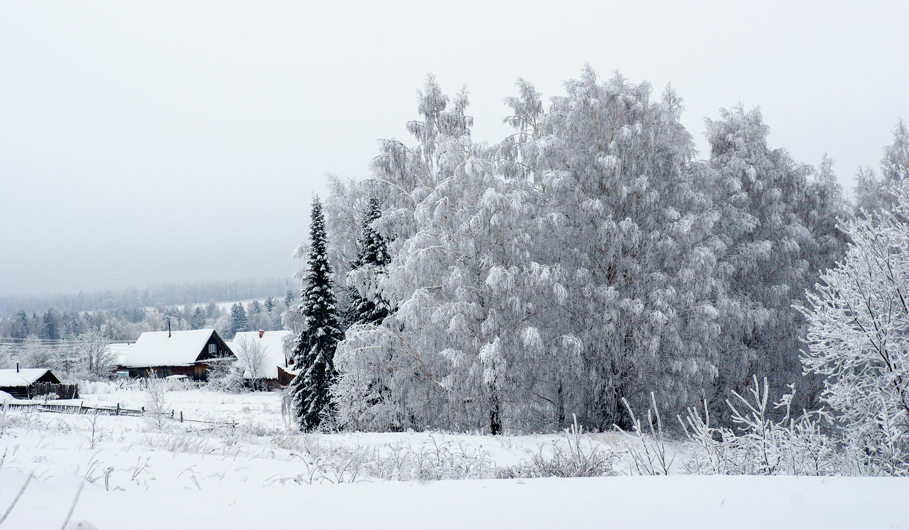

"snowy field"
[0,383,905,530]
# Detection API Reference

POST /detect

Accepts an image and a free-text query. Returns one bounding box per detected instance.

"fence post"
[180,411,183,423]
[116,403,120,416]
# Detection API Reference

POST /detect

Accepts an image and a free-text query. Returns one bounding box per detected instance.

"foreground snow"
[0,385,905,529]
[2,470,905,530]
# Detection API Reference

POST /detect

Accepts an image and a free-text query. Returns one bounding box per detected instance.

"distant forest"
[0,278,295,318]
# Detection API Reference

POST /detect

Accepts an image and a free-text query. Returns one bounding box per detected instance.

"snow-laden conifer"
[348,197,391,326]
[230,303,248,337]
[289,197,343,431]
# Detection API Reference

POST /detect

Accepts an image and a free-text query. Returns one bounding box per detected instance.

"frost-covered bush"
[617,393,675,475]
[143,371,171,432]
[269,434,496,483]
[679,377,839,476]
[232,336,269,390]
[203,359,246,394]
[137,433,217,455]
[498,417,617,478]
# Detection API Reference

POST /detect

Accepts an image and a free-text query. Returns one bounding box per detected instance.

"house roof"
[228,330,293,380]
[109,343,134,365]
[122,329,220,368]
[0,368,59,387]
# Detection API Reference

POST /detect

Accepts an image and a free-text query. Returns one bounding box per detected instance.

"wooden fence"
[2,400,237,426]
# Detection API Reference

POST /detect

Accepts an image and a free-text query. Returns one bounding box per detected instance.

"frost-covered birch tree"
[512,68,725,429]
[706,107,847,412]
[854,120,909,214]
[334,77,559,433]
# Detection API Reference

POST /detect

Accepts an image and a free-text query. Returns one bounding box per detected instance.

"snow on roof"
[122,329,218,368]
[109,343,135,365]
[228,330,293,379]
[0,368,55,387]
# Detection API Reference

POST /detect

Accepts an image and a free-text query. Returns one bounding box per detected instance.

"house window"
[208,344,217,354]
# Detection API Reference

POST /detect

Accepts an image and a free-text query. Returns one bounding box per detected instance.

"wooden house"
[120,329,234,381]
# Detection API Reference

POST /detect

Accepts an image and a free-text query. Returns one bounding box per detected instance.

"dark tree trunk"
[489,388,502,435]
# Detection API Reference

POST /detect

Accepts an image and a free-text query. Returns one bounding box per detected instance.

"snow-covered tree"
[233,335,269,390]
[230,303,248,337]
[289,197,343,431]
[76,330,117,379]
[705,107,847,412]
[855,120,909,214]
[190,306,206,330]
[42,309,61,341]
[334,77,554,433]
[17,336,54,369]
[800,182,909,476]
[517,69,725,429]
[348,198,391,326]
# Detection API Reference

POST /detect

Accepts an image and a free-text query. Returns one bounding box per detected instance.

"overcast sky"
[1,1,907,298]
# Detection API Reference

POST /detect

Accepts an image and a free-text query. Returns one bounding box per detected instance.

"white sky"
[1,1,907,297]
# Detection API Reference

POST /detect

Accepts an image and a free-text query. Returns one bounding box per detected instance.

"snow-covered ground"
[0,383,905,529]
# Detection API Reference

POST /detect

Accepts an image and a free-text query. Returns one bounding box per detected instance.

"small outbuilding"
[0,368,75,400]
[228,330,294,388]
[120,328,234,381]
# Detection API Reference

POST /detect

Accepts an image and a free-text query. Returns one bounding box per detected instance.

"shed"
[120,329,234,381]
[0,368,72,399]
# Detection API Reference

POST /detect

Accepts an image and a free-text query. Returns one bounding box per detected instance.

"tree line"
[0,278,295,318]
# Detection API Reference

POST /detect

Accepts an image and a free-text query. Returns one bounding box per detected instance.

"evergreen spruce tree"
[42,309,61,341]
[230,303,248,337]
[289,197,343,431]
[191,306,206,330]
[349,198,391,326]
